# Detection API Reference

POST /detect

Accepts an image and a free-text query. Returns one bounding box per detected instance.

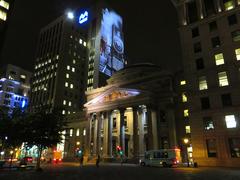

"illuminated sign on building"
[99,8,124,76]
[79,11,88,24]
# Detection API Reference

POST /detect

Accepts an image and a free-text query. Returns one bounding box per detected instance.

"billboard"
[99,8,124,76]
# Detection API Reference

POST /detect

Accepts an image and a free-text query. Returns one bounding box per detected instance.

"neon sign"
[79,11,88,24]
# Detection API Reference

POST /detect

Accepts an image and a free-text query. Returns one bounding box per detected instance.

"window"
[62,110,66,115]
[67,66,70,70]
[209,21,217,32]
[65,82,69,87]
[0,0,9,9]
[229,138,240,158]
[83,128,86,136]
[225,115,237,128]
[203,117,214,130]
[184,109,189,117]
[235,48,240,60]
[187,1,198,23]
[228,14,237,25]
[182,92,187,102]
[224,0,235,11]
[201,97,210,110]
[113,118,117,129]
[180,80,186,85]
[79,39,83,44]
[231,30,240,42]
[70,84,73,89]
[70,129,73,137]
[185,126,191,134]
[211,37,221,48]
[214,53,224,65]
[63,100,66,105]
[221,93,232,106]
[159,110,166,122]
[73,59,76,64]
[192,27,199,38]
[83,42,87,47]
[204,0,216,16]
[66,73,69,78]
[218,72,229,86]
[0,9,7,21]
[196,58,204,70]
[69,101,72,106]
[76,129,80,136]
[206,139,217,157]
[193,42,202,53]
[199,76,208,90]
[72,67,75,72]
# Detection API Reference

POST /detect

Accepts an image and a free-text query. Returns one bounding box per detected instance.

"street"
[0,163,240,180]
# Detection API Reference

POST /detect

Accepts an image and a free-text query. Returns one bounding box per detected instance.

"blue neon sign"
[79,11,88,24]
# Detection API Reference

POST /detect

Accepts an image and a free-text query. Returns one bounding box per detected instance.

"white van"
[139,149,181,167]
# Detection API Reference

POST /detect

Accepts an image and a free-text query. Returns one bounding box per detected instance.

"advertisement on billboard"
[100,8,124,76]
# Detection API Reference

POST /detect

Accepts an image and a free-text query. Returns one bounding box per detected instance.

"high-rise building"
[30,2,125,114]
[0,0,14,60]
[0,64,31,113]
[172,0,240,167]
[30,15,88,114]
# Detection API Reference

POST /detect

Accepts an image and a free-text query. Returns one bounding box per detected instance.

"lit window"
[62,110,66,115]
[65,82,69,87]
[199,76,208,90]
[79,39,83,44]
[70,129,73,137]
[214,53,224,65]
[63,100,66,105]
[56,55,59,59]
[76,129,80,136]
[67,66,70,70]
[218,72,229,87]
[69,101,72,106]
[225,115,237,128]
[73,59,76,64]
[83,128,86,136]
[184,109,189,117]
[70,84,73,89]
[203,117,214,130]
[66,74,69,79]
[0,9,7,21]
[68,111,71,115]
[182,92,187,102]
[0,0,9,10]
[180,80,186,85]
[235,48,240,60]
[83,42,87,47]
[72,67,75,72]
[20,75,26,79]
[224,0,234,11]
[185,126,191,134]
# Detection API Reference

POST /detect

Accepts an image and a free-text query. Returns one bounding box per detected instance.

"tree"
[26,107,67,170]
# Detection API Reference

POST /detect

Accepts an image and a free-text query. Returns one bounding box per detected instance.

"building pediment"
[85,87,140,107]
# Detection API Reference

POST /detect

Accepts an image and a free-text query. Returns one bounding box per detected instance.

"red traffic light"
[116,146,121,151]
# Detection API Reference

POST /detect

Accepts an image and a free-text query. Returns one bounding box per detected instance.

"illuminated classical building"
[63,64,178,161]
[172,0,240,167]
[0,64,31,113]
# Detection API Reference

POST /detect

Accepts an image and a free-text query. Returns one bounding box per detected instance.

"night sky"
[1,0,182,73]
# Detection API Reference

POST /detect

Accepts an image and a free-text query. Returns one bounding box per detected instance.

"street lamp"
[67,12,74,20]
[183,138,190,167]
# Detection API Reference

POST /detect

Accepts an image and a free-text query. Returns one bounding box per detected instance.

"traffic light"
[116,146,123,156]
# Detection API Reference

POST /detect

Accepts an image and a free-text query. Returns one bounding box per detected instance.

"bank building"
[63,64,181,162]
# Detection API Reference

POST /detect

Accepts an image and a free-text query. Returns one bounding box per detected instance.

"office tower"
[30,15,88,114]
[172,0,240,167]
[0,0,14,60]
[0,64,31,113]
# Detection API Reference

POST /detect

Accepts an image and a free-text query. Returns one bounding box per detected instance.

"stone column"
[151,109,159,150]
[93,114,98,155]
[197,0,204,19]
[119,108,125,155]
[96,112,102,155]
[132,107,139,158]
[107,111,113,157]
[138,107,145,156]
[146,106,153,150]
[87,114,92,156]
